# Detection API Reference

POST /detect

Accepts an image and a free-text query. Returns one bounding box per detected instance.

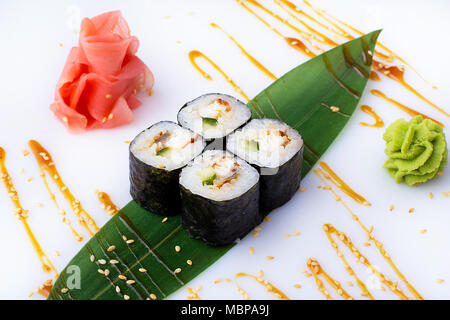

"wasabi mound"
[383,116,447,186]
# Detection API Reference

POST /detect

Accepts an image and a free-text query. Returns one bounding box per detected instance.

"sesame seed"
[107,245,116,252]
[53,250,60,256]
[186,260,193,266]
[118,275,127,280]
[420,229,427,234]
[292,232,301,236]
[22,150,30,156]
[115,286,121,293]
[162,217,168,223]
[264,216,270,222]
[249,247,255,254]
[104,269,110,276]
[123,295,130,300]
[299,187,307,192]
[175,245,181,252]
[174,268,182,274]
[126,239,135,244]
[409,208,415,213]
[108,113,114,120]
[429,192,434,199]
[126,280,136,285]
[139,268,147,273]
[61,288,69,294]
[62,116,68,123]
[330,106,340,112]
[389,205,394,211]
[214,279,222,284]
[98,259,106,265]
[98,269,104,274]
[150,293,157,300]
[293,284,302,288]
[266,256,274,260]
[122,235,127,241]
[105,94,112,99]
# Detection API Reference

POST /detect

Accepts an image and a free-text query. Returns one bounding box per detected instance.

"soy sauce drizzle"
[323,55,361,99]
[320,226,374,299]
[369,71,381,81]
[236,0,316,58]
[359,105,384,128]
[210,23,277,81]
[320,102,351,117]
[314,168,423,300]
[370,89,444,127]
[371,62,449,117]
[306,0,437,88]
[242,0,324,53]
[307,258,354,300]
[28,140,99,237]
[319,161,371,206]
[97,191,120,215]
[188,50,250,102]
[0,147,58,276]
[322,224,409,300]
[235,271,290,300]
[275,0,338,47]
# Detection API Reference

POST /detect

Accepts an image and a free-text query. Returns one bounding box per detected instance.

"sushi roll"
[226,119,304,213]
[130,121,206,216]
[177,93,251,148]
[179,150,261,246]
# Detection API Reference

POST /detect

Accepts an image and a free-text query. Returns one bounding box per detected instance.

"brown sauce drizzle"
[97,191,120,215]
[235,271,290,300]
[36,279,54,298]
[322,224,409,300]
[307,258,353,300]
[0,147,58,276]
[210,23,277,81]
[188,50,250,102]
[303,0,438,89]
[369,71,381,81]
[360,105,384,128]
[370,89,444,127]
[314,167,423,300]
[372,62,449,118]
[276,0,338,47]
[319,161,371,206]
[236,0,316,58]
[29,140,99,237]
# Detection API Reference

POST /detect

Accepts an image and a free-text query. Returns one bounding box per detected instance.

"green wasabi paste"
[383,116,447,186]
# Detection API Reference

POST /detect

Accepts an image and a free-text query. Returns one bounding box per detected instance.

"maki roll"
[177,93,251,148]
[180,150,261,246]
[226,118,304,213]
[130,121,206,216]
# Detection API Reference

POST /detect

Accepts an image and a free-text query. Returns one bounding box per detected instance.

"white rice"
[130,121,205,171]
[226,118,303,168]
[178,94,251,140]
[180,150,259,202]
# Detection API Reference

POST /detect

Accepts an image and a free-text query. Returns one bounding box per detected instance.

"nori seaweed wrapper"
[258,145,304,213]
[129,151,182,216]
[180,182,261,246]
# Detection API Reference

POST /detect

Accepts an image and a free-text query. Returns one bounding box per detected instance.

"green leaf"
[48,30,380,300]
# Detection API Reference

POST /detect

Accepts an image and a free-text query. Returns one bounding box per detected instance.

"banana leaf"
[48,30,380,300]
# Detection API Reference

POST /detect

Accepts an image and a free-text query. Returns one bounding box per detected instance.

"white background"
[0,0,448,300]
